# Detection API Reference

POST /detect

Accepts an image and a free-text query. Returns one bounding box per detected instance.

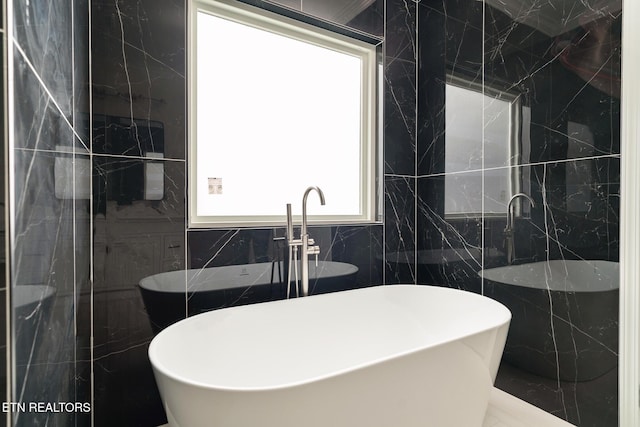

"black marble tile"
[485,256,619,427]
[74,0,91,143]
[384,176,415,284]
[484,0,622,64]
[384,0,416,176]
[479,157,620,427]
[10,0,91,423]
[427,172,488,218]
[91,156,184,425]
[443,7,484,79]
[483,1,621,167]
[386,0,417,62]
[416,175,483,292]
[13,149,89,291]
[92,156,186,323]
[483,3,551,65]
[186,224,382,313]
[13,51,88,152]
[419,0,484,77]
[5,2,623,427]
[479,157,620,268]
[13,0,74,117]
[526,64,620,164]
[343,0,384,37]
[185,228,283,314]
[417,1,485,175]
[92,114,166,158]
[188,228,278,269]
[487,267,618,382]
[75,294,92,427]
[329,224,383,288]
[93,344,166,427]
[15,8,91,158]
[482,164,534,267]
[525,157,620,262]
[91,0,186,159]
[384,58,416,175]
[12,149,91,426]
[416,4,446,176]
[93,156,185,218]
[421,0,484,28]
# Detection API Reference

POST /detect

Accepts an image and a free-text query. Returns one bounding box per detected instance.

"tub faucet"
[504,193,535,264]
[285,186,326,297]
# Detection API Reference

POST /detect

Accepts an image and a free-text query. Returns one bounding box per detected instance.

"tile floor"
[484,388,575,427]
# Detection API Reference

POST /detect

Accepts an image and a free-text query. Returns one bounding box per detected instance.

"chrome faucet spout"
[507,193,535,231]
[302,186,326,238]
[505,193,535,264]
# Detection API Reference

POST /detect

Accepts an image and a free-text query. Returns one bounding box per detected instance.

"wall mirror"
[189,0,380,228]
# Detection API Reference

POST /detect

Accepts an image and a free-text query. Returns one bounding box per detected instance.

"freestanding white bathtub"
[149,285,511,427]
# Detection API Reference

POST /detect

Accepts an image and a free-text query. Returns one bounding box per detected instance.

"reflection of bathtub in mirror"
[480,260,619,381]
[139,261,359,333]
[13,285,56,311]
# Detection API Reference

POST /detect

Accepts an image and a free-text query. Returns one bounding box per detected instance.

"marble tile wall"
[90,0,186,424]
[383,0,418,285]
[88,0,386,425]
[414,0,621,426]
[5,0,621,426]
[9,0,92,426]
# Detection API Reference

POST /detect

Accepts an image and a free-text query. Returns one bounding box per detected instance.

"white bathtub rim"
[479,259,619,292]
[149,284,511,392]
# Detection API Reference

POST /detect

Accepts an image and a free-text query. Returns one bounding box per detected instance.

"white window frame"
[188,0,378,228]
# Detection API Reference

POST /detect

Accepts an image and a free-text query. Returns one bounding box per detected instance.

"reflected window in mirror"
[444,78,530,217]
[188,0,379,228]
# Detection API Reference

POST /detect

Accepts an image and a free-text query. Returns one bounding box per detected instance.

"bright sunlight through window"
[189,0,378,227]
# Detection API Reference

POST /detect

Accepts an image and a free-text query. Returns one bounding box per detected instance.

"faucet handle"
[308,245,321,266]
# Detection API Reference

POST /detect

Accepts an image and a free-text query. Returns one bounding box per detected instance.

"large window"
[189,0,378,227]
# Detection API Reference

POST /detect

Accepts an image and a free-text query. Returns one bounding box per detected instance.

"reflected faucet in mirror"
[504,193,535,265]
[285,186,326,297]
